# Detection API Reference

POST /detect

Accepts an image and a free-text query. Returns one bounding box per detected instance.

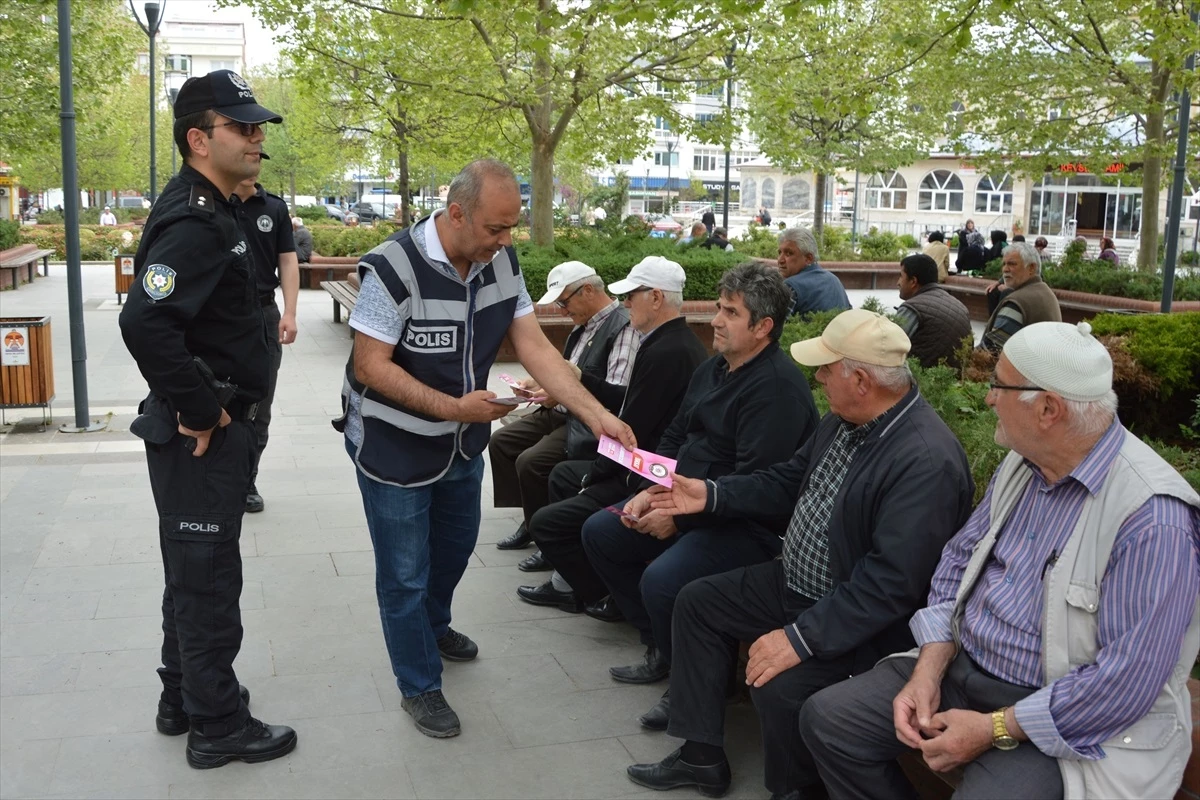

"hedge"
[779,309,1200,500]
[981,243,1200,301]
[17,224,140,260]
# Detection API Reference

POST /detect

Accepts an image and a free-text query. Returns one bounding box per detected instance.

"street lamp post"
[130,1,164,204]
[167,87,179,175]
[722,40,736,230]
[666,138,677,216]
[165,68,186,177]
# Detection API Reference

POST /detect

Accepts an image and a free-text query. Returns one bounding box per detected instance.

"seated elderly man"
[582,262,819,728]
[515,257,708,618]
[893,253,973,369]
[923,231,951,281]
[777,227,851,317]
[979,242,1061,353]
[488,261,637,561]
[802,321,1200,800]
[626,309,975,799]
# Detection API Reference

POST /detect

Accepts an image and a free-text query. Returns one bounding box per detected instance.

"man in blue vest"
[335,159,634,739]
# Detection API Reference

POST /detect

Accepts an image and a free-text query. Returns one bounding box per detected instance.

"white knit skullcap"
[1002,321,1112,401]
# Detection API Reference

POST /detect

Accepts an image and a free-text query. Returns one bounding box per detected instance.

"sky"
[156,0,286,67]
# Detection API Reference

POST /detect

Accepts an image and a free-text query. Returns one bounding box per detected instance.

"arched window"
[918,170,963,212]
[761,178,776,209]
[866,170,907,210]
[741,178,757,209]
[974,173,1013,214]
[781,178,810,210]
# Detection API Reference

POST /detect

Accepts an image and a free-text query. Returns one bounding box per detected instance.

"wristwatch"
[991,707,1018,751]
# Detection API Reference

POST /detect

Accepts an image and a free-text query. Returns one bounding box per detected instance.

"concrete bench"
[0,245,54,289]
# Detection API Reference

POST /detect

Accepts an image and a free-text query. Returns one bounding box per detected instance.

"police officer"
[232,171,299,513]
[119,70,297,769]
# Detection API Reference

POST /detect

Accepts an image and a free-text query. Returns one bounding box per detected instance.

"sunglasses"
[199,121,264,138]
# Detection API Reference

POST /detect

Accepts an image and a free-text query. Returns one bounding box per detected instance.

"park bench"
[300,254,358,289]
[321,279,359,325]
[0,244,54,289]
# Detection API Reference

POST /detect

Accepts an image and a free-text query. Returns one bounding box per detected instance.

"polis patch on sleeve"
[143,264,177,301]
[402,324,457,354]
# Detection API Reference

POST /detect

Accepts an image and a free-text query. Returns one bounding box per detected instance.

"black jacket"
[582,316,707,494]
[650,343,818,534]
[708,386,974,673]
[120,166,270,430]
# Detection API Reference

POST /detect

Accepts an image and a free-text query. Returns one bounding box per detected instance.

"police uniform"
[238,183,295,493]
[119,68,296,767]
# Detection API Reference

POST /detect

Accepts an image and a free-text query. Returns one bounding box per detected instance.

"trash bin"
[115,253,137,304]
[1,315,54,420]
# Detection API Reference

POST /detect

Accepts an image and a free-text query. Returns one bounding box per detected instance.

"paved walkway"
[2,265,780,800]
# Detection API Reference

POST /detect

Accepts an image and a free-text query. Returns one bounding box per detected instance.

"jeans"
[345,439,483,697]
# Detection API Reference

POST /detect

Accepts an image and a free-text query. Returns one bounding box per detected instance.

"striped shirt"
[556,299,639,413]
[910,421,1200,759]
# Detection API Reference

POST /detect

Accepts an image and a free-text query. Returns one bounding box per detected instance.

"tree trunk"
[528,0,556,247]
[398,146,410,228]
[1137,63,1172,273]
[813,170,827,244]
[289,172,296,209]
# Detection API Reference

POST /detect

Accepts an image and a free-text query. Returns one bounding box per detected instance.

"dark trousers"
[147,418,256,736]
[249,299,282,487]
[582,512,780,660]
[801,653,1061,800]
[486,407,568,525]
[528,460,627,603]
[668,560,857,796]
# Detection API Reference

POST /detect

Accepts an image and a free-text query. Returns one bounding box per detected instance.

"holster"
[130,393,177,445]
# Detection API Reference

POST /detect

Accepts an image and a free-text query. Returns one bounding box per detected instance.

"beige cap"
[790,308,910,367]
[537,260,597,305]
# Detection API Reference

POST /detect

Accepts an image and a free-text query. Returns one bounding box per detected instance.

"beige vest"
[948,430,1200,799]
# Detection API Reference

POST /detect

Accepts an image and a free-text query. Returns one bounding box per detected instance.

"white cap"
[537,260,597,305]
[1003,321,1113,401]
[608,255,686,295]
[291,216,303,227]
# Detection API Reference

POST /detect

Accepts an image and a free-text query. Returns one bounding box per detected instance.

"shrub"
[36,210,64,224]
[1181,250,1200,267]
[294,204,330,222]
[1044,258,1200,301]
[820,226,856,261]
[1088,312,1200,401]
[516,229,741,301]
[78,207,137,225]
[858,228,905,262]
[17,224,141,259]
[310,224,395,257]
[731,224,781,259]
[899,233,920,249]
[0,219,19,250]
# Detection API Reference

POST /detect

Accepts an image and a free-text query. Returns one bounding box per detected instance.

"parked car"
[323,204,346,223]
[350,202,387,222]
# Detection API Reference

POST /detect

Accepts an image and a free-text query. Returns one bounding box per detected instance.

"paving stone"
[0,615,162,657]
[10,590,101,622]
[166,763,417,800]
[239,670,384,721]
[330,550,375,577]
[0,685,162,748]
[46,731,196,796]
[0,738,62,798]
[0,653,81,696]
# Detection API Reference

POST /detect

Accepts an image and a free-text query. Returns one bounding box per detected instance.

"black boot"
[626,748,731,797]
[245,483,264,513]
[401,689,461,738]
[186,717,297,769]
[496,522,533,550]
[610,645,669,684]
[639,689,670,731]
[157,685,250,736]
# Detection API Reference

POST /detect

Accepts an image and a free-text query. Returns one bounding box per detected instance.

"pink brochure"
[597,435,677,488]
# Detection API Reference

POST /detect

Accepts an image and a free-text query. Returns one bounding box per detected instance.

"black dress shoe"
[584,595,624,623]
[437,628,479,662]
[186,716,297,769]
[627,748,731,797]
[245,487,264,514]
[639,689,670,731]
[517,581,583,612]
[157,685,250,736]
[496,523,533,550]
[401,689,461,738]
[517,549,552,572]
[610,645,669,684]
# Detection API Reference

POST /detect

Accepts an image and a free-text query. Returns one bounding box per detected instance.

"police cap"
[173,70,283,124]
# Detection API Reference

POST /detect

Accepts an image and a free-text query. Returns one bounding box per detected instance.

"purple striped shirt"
[910,421,1200,759]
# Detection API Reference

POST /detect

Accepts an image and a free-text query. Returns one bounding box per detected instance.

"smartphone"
[604,505,641,523]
